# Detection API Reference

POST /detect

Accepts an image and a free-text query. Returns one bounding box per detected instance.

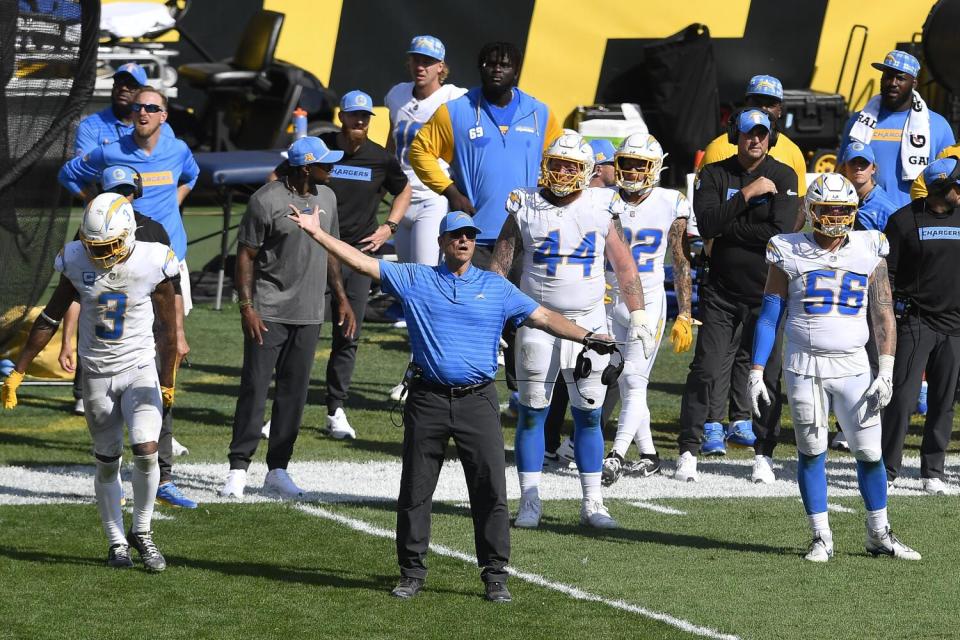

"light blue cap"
[746,74,783,100]
[287,136,343,166]
[589,139,616,165]
[114,62,148,86]
[340,90,376,114]
[407,35,446,61]
[923,157,960,189]
[872,50,920,77]
[737,109,771,134]
[439,211,481,236]
[840,141,876,166]
[101,165,138,190]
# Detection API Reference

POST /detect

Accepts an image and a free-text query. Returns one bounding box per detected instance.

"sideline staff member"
[286,209,617,603]
[881,158,960,495]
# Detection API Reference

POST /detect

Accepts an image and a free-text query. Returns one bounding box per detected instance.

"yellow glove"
[161,386,175,409]
[603,283,613,305]
[670,315,693,353]
[2,370,24,409]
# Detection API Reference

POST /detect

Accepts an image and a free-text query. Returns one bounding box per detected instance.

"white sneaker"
[580,499,618,529]
[804,534,834,563]
[220,469,246,499]
[326,408,356,440]
[887,477,897,492]
[865,526,921,560]
[171,438,189,456]
[922,477,947,495]
[264,468,305,500]
[73,398,85,415]
[830,431,850,451]
[752,455,776,484]
[674,451,699,482]
[389,382,408,403]
[514,493,542,528]
[261,420,271,439]
[556,437,576,467]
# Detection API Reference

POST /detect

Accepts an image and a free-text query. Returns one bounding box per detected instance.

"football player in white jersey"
[751,174,920,562]
[2,193,180,571]
[600,134,694,486]
[491,132,655,529]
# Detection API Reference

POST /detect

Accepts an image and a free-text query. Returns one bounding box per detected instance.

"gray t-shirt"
[238,179,339,324]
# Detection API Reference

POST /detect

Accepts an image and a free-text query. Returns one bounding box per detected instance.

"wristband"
[239,299,254,309]
[877,354,894,378]
[384,221,398,234]
[629,309,648,326]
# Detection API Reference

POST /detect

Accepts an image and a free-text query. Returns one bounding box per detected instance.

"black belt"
[414,378,492,398]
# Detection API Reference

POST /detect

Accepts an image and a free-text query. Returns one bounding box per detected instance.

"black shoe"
[107,543,133,568]
[391,576,424,599]
[126,530,166,572]
[485,581,512,602]
[625,453,661,477]
[601,451,624,487]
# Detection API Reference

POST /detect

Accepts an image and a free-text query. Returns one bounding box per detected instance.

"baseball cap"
[407,35,446,61]
[923,157,960,190]
[113,62,148,86]
[101,165,138,191]
[340,90,376,115]
[737,109,771,134]
[871,50,920,77]
[439,211,481,236]
[589,139,616,165]
[745,74,783,101]
[839,141,876,166]
[287,136,343,166]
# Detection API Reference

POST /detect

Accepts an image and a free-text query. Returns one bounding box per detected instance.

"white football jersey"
[56,240,179,375]
[385,82,467,198]
[508,187,614,314]
[767,230,888,374]
[605,187,690,298]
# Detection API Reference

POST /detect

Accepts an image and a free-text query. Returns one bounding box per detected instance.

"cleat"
[556,437,576,466]
[700,422,727,456]
[916,380,928,416]
[674,451,699,482]
[74,398,85,415]
[107,543,133,568]
[156,481,198,509]
[500,391,519,419]
[391,576,424,599]
[624,453,661,477]
[171,437,189,456]
[601,452,624,487]
[389,382,408,403]
[804,535,834,563]
[752,454,776,484]
[484,582,512,602]
[126,530,166,572]
[922,477,947,495]
[263,468,305,500]
[726,420,757,447]
[865,526,921,560]
[220,468,246,499]
[261,420,271,439]
[830,430,850,451]
[580,499,618,529]
[887,478,897,492]
[326,408,356,440]
[514,494,542,528]
[542,451,560,468]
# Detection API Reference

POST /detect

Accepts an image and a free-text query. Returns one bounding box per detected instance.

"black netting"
[0,0,98,349]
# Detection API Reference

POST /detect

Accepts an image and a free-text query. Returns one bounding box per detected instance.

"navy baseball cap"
[340,90,376,115]
[746,74,783,101]
[113,62,148,86]
[101,165,138,191]
[871,50,920,77]
[923,157,960,190]
[840,141,876,166]
[589,139,616,165]
[287,136,343,166]
[737,109,771,134]
[439,211,481,236]
[407,35,446,61]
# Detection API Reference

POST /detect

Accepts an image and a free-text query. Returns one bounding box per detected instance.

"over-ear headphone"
[573,344,624,387]
[726,108,779,148]
[122,165,144,199]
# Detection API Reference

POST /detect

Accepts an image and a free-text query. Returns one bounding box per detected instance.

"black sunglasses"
[446,229,477,240]
[132,103,164,114]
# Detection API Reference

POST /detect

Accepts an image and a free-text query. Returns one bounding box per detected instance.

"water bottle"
[293,108,308,140]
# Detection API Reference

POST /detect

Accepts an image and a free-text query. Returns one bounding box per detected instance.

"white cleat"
[752,455,776,484]
[261,420,271,439]
[556,437,576,468]
[865,526,921,561]
[580,499,618,529]
[73,398,85,415]
[389,382,408,403]
[514,494,542,528]
[171,437,189,456]
[804,535,834,563]
[674,451,699,483]
[263,468,305,500]
[220,469,247,499]
[326,408,357,440]
[922,477,947,495]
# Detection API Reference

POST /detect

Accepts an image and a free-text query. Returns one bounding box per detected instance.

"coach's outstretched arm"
[522,306,615,352]
[288,205,382,282]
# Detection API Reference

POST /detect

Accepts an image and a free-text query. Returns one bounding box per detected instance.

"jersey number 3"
[96,292,128,340]
[803,270,867,315]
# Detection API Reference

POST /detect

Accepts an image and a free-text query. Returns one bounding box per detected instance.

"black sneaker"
[126,530,167,572]
[390,576,424,599]
[107,543,133,568]
[625,453,661,477]
[484,581,512,602]
[601,452,624,487]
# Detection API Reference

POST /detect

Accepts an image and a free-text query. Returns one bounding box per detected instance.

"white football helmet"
[539,132,594,197]
[79,192,137,268]
[805,173,858,238]
[615,133,666,194]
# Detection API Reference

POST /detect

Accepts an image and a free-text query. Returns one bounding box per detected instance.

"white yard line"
[629,501,688,515]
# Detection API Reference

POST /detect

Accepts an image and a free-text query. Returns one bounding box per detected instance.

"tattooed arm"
[491,214,521,278]
[668,217,692,318]
[869,258,896,357]
[605,217,645,312]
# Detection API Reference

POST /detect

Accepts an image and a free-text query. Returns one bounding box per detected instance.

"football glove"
[749,368,769,418]
[670,315,693,353]
[161,386,175,409]
[629,309,655,358]
[864,355,894,413]
[603,282,613,305]
[2,369,24,409]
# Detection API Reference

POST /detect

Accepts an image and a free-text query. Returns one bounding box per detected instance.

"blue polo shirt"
[856,184,898,232]
[74,106,175,156]
[380,260,538,385]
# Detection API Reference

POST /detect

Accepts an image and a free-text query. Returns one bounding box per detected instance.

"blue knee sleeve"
[515,404,548,472]
[856,459,887,511]
[571,406,604,473]
[797,452,828,515]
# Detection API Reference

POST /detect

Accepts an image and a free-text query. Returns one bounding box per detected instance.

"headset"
[573,344,624,387]
[726,108,779,148]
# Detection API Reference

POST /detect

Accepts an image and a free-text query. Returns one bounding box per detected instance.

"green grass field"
[2,211,960,640]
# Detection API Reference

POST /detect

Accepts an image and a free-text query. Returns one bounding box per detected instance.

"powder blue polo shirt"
[380,260,538,385]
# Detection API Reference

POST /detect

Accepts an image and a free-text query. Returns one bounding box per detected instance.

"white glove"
[629,309,655,358]
[864,354,894,413]
[749,368,770,418]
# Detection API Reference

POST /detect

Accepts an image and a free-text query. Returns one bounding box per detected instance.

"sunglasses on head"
[132,103,164,114]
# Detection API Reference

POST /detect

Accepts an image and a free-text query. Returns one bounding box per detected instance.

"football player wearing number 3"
[601,134,693,486]
[751,174,920,562]
[2,193,179,571]
[491,132,654,529]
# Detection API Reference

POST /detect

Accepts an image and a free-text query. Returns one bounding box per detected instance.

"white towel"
[849,92,930,181]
